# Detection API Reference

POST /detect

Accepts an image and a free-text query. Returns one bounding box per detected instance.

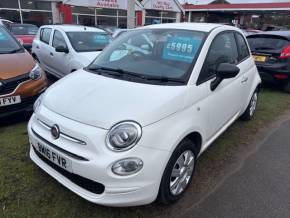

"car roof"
[41,24,106,33]
[248,31,290,40]
[140,22,232,33]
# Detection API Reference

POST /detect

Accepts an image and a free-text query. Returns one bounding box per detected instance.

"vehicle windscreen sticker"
[94,34,110,44]
[162,36,202,63]
[0,32,7,41]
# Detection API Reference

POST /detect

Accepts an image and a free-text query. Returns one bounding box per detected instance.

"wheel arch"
[183,131,202,156]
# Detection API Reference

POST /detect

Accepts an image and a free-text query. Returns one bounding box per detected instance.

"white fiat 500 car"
[32,25,111,78]
[28,23,261,206]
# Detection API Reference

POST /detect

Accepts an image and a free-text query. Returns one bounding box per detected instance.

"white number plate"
[35,142,72,172]
[0,96,21,107]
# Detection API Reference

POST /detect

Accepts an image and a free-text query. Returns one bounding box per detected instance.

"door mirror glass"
[55,45,69,54]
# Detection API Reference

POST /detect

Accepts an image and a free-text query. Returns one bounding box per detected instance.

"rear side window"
[247,36,289,51]
[198,32,239,84]
[52,30,67,48]
[235,33,250,61]
[40,28,52,44]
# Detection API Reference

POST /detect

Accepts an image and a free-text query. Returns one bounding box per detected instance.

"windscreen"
[88,29,206,84]
[11,25,38,35]
[0,27,22,54]
[66,32,111,52]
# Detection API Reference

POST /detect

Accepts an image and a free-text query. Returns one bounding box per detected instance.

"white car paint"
[32,25,108,78]
[28,23,261,206]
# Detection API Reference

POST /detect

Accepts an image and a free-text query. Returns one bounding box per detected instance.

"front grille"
[0,96,37,115]
[0,73,30,95]
[33,146,105,195]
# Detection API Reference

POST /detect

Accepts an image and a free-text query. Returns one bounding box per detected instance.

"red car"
[9,23,38,52]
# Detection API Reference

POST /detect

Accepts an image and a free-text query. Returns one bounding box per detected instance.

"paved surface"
[183,117,290,218]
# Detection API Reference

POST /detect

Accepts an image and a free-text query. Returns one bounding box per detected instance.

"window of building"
[20,0,51,10]
[22,11,53,26]
[0,10,21,23]
[0,0,19,9]
[72,6,94,15]
[96,8,117,16]
[78,15,95,26]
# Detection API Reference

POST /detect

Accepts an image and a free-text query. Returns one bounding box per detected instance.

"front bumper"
[28,108,171,206]
[0,74,47,118]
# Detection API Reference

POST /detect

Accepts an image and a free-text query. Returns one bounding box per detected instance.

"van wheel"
[157,138,196,204]
[283,82,290,93]
[240,89,258,121]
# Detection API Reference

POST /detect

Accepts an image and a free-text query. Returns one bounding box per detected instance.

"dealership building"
[183,2,290,30]
[0,0,183,28]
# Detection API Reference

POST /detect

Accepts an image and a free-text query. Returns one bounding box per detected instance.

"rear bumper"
[256,63,290,86]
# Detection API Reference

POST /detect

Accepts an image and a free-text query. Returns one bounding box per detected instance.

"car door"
[234,32,254,103]
[50,29,71,77]
[35,28,53,73]
[197,31,244,141]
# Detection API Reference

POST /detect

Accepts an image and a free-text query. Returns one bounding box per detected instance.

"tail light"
[274,74,288,80]
[280,45,290,59]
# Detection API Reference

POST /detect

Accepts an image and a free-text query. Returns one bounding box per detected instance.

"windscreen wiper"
[87,66,147,79]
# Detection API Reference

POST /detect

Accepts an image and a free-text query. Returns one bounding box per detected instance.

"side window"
[40,28,52,44]
[235,33,250,62]
[198,32,239,84]
[52,30,67,48]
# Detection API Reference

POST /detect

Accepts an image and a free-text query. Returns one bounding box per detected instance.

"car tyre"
[157,138,197,204]
[240,89,258,121]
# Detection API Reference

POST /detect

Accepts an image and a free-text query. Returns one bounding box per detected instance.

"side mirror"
[55,45,69,54]
[211,63,240,91]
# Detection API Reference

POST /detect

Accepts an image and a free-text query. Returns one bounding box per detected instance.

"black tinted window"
[198,32,239,84]
[247,36,289,51]
[52,30,67,48]
[66,32,111,52]
[235,33,250,61]
[40,28,51,44]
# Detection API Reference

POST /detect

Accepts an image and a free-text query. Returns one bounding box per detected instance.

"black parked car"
[247,31,290,93]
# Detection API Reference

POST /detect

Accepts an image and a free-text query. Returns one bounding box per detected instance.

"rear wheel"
[240,89,258,121]
[157,139,196,204]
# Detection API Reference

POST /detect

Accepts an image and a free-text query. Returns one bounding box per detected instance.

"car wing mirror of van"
[210,63,240,91]
[55,45,69,54]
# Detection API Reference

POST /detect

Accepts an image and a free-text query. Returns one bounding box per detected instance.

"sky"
[178,0,290,4]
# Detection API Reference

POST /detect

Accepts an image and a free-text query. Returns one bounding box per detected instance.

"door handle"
[36,46,39,49]
[241,77,248,83]
[50,52,54,57]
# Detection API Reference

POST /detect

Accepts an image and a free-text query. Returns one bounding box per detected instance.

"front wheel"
[157,139,196,204]
[240,89,258,121]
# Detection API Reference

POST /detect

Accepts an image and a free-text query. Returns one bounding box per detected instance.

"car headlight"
[106,121,142,152]
[29,63,42,80]
[33,94,43,112]
[112,158,143,176]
